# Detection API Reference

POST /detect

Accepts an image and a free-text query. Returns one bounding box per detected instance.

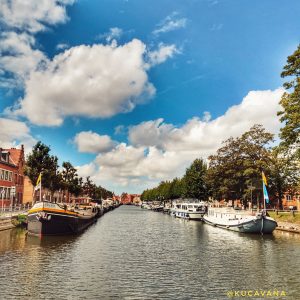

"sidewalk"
[276,221,300,234]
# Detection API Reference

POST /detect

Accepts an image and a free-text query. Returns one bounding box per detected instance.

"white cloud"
[76,88,284,194]
[0,32,48,83]
[74,131,117,153]
[56,43,69,50]
[0,0,75,87]
[96,27,124,44]
[0,117,36,150]
[148,44,179,66]
[13,39,156,126]
[0,0,75,33]
[106,27,123,43]
[153,12,187,35]
[128,118,173,149]
[129,88,284,154]
[114,125,126,135]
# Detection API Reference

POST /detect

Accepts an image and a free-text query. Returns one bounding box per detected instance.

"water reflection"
[0,206,299,299]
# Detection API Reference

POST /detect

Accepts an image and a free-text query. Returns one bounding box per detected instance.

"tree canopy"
[25,141,113,202]
[25,141,60,191]
[278,44,300,157]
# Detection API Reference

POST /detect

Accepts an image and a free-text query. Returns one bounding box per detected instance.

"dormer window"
[1,151,9,163]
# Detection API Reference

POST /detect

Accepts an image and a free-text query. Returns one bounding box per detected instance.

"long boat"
[202,208,277,234]
[170,200,206,220]
[27,201,99,236]
[203,171,278,234]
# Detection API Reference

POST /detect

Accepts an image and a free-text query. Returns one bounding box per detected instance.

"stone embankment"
[0,217,15,231]
[276,222,300,234]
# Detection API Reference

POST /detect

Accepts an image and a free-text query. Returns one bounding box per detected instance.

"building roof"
[1,145,24,167]
[7,147,23,166]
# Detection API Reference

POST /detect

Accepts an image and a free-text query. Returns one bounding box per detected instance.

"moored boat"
[27,201,99,236]
[202,207,277,234]
[171,200,206,220]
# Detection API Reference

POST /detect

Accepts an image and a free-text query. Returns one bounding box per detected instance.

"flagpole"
[40,174,42,202]
[1,190,3,213]
[262,180,266,211]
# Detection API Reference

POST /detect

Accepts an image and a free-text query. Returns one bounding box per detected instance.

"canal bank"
[0,205,300,299]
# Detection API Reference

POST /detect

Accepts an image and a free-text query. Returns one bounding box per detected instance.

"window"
[0,170,4,180]
[4,171,8,180]
[8,172,12,182]
[1,152,8,162]
[286,194,292,201]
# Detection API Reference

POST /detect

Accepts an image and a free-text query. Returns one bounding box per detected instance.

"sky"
[0,0,299,194]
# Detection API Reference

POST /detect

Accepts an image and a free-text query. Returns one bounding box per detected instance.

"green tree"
[61,162,81,202]
[207,125,273,207]
[25,141,60,195]
[268,147,300,209]
[278,44,300,157]
[169,177,185,199]
[183,158,208,200]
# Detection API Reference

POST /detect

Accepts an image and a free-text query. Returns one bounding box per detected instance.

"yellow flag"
[36,173,42,186]
[262,171,267,186]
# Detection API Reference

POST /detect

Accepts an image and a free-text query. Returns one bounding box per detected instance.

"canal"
[0,205,300,299]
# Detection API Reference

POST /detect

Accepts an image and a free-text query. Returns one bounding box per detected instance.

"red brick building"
[120,193,141,205]
[282,192,300,210]
[0,146,25,208]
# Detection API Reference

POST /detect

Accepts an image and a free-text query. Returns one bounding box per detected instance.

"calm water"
[0,206,300,299]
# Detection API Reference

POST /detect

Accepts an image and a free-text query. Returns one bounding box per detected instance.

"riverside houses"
[0,146,25,208]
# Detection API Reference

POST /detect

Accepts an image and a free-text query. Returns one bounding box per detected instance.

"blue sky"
[0,0,299,194]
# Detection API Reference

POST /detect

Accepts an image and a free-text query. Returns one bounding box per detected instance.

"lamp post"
[248,184,255,212]
[1,188,4,213]
[11,186,16,212]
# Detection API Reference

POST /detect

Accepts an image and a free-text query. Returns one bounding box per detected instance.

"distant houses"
[0,144,298,210]
[0,146,25,208]
[120,193,141,205]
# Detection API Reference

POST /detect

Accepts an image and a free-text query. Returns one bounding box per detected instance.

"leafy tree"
[207,125,273,207]
[183,158,208,200]
[268,147,300,209]
[83,176,96,198]
[25,141,60,194]
[61,162,81,202]
[278,44,300,157]
[169,178,185,199]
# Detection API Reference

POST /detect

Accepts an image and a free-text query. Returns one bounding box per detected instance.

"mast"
[40,173,42,202]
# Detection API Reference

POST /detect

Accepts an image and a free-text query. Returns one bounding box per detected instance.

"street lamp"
[11,186,16,211]
[247,184,256,212]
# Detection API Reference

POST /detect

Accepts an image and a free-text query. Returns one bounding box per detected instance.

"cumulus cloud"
[128,118,173,149]
[77,88,284,193]
[153,12,187,35]
[13,39,156,126]
[148,43,179,66]
[129,88,284,154]
[0,118,36,150]
[0,0,75,33]
[74,131,117,153]
[0,0,75,87]
[0,32,48,84]
[1,2,178,126]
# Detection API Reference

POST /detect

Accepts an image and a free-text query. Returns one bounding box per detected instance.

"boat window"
[188,205,193,208]
[32,203,43,209]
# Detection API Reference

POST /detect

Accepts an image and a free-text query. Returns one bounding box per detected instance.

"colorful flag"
[36,173,42,186]
[262,171,267,186]
[263,182,269,204]
[35,173,42,191]
[34,182,41,191]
